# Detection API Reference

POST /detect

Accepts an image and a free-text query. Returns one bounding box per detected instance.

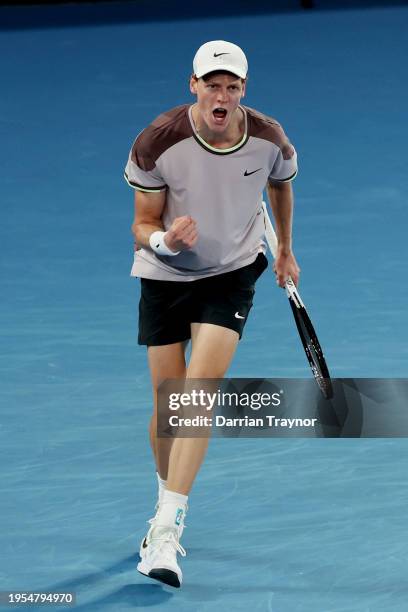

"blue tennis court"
[1,2,407,610]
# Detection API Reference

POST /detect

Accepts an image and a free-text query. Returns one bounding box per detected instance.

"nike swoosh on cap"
[213,52,230,57]
[235,312,245,319]
[244,168,262,176]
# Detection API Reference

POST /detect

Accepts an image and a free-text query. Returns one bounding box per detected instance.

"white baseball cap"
[193,40,248,79]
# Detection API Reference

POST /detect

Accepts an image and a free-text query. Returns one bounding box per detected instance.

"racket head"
[288,297,334,400]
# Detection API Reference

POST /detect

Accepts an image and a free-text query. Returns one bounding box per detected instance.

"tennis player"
[124,40,300,588]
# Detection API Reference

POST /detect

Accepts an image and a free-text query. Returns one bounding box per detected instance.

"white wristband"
[149,231,180,256]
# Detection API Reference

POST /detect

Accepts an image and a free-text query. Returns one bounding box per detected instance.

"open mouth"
[212,107,227,123]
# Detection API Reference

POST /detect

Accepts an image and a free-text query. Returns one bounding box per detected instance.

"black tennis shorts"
[138,253,268,346]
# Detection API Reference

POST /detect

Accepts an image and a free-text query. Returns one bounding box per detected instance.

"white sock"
[156,472,167,505]
[154,489,188,532]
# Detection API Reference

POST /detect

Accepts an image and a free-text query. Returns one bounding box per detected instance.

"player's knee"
[187,366,228,379]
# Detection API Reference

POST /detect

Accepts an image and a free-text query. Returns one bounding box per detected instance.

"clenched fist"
[164,216,198,253]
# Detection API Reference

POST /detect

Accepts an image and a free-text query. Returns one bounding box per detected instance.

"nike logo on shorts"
[235,312,245,319]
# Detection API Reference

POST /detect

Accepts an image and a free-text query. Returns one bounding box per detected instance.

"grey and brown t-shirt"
[124,104,297,281]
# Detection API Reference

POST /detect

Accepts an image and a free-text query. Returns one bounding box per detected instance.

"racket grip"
[285,277,304,307]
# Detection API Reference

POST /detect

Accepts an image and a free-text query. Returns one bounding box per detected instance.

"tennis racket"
[261,202,333,400]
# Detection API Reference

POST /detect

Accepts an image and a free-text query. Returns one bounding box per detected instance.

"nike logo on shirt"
[244,168,262,176]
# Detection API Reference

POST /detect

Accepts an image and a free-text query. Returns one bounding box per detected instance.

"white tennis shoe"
[137,526,186,588]
[139,503,186,558]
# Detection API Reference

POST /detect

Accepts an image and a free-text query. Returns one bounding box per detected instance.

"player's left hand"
[273,249,300,288]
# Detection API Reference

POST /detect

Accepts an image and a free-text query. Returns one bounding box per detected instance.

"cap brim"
[195,64,247,79]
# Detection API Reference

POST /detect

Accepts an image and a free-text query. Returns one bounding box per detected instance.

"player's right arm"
[131,190,198,253]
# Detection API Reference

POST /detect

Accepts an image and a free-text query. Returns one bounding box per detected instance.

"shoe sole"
[137,562,181,588]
